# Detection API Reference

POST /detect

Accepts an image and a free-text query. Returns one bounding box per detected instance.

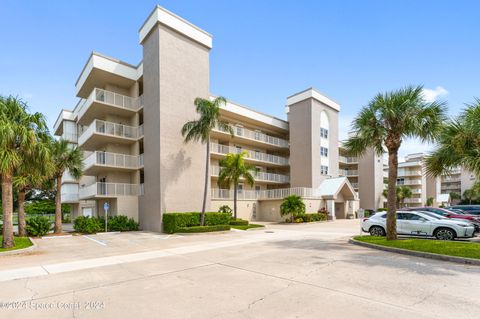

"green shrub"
[229,218,249,226]
[62,214,72,223]
[26,216,52,237]
[204,212,231,226]
[162,212,231,234]
[74,216,104,234]
[377,208,388,212]
[25,200,71,215]
[290,213,327,223]
[280,195,306,222]
[108,215,139,231]
[218,205,232,215]
[176,225,231,233]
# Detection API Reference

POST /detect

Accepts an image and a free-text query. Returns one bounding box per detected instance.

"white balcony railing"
[210,143,289,166]
[404,198,422,204]
[213,125,289,148]
[78,120,139,145]
[211,165,289,183]
[84,151,142,170]
[79,182,140,199]
[339,156,358,164]
[76,88,143,121]
[339,169,358,176]
[400,180,422,185]
[212,187,320,200]
[398,170,422,177]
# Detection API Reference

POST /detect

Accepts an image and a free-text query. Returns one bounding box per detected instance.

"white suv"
[362,211,475,240]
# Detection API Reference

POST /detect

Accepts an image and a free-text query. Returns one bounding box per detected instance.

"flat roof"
[286,87,340,111]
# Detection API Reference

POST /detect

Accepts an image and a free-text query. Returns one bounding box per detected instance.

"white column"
[326,200,336,220]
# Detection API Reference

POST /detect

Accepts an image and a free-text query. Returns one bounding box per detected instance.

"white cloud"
[422,86,448,103]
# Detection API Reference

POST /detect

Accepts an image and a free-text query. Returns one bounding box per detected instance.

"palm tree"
[426,197,434,207]
[450,192,461,203]
[181,96,233,225]
[0,96,48,248]
[217,151,256,220]
[50,139,83,234]
[382,185,413,208]
[280,195,306,223]
[426,99,480,178]
[344,86,446,240]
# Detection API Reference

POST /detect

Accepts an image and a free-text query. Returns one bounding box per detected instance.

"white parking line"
[83,235,107,246]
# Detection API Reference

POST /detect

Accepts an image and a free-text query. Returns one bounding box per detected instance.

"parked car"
[362,211,475,240]
[446,205,480,215]
[401,207,480,232]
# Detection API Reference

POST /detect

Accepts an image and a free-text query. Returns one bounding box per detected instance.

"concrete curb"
[349,238,480,266]
[0,237,37,257]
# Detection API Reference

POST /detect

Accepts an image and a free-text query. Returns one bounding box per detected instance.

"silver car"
[362,211,475,240]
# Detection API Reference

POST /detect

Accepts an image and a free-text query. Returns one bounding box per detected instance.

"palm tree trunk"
[233,183,238,220]
[2,173,14,248]
[18,189,27,237]
[200,140,210,226]
[54,176,62,234]
[387,149,398,240]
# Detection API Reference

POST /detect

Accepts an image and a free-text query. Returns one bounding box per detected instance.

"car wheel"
[434,228,456,240]
[369,226,385,237]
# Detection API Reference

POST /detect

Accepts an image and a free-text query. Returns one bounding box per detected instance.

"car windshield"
[420,212,443,219]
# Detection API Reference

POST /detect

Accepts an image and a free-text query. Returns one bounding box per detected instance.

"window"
[320,147,328,157]
[320,128,329,139]
[321,165,329,175]
[238,184,244,194]
[236,126,243,136]
[235,146,242,154]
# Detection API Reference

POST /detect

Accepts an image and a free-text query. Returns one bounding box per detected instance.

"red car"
[401,207,480,231]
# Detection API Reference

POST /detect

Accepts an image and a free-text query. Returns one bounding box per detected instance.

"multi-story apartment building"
[54,5,360,231]
[440,168,477,203]
[338,145,384,211]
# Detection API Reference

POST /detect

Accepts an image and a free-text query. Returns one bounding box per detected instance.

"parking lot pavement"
[0,220,479,319]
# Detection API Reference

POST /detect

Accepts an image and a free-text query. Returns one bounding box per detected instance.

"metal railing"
[76,88,143,120]
[210,165,289,183]
[339,156,358,164]
[78,120,139,145]
[400,180,422,185]
[398,170,422,177]
[404,198,422,203]
[210,142,289,165]
[339,169,358,176]
[213,125,289,148]
[211,187,321,200]
[84,151,142,170]
[79,182,140,199]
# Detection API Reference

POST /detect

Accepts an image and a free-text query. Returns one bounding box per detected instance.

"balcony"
[398,170,422,177]
[211,187,320,200]
[210,142,289,166]
[442,177,461,183]
[61,193,79,203]
[212,125,289,150]
[78,120,139,149]
[79,182,141,199]
[83,151,143,175]
[350,182,359,189]
[211,165,289,184]
[339,169,358,177]
[404,198,422,204]
[339,156,358,164]
[401,180,422,185]
[75,88,143,125]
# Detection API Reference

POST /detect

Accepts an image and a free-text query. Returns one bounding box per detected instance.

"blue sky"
[1,0,479,158]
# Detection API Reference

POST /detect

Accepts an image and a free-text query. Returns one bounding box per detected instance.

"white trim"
[286,88,340,111]
[139,5,212,48]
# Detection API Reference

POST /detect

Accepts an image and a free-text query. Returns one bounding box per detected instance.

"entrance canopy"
[317,177,357,201]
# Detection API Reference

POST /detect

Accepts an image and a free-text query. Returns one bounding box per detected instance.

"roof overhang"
[286,87,340,111]
[318,177,357,200]
[139,5,212,49]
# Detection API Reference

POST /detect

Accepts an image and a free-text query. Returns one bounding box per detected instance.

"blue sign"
[103,202,110,212]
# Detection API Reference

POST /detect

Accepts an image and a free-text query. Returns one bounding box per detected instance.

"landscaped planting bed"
[163,212,232,234]
[0,236,33,252]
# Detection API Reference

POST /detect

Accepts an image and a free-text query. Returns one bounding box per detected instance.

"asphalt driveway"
[0,220,479,318]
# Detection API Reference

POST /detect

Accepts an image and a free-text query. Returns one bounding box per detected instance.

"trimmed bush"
[108,215,139,231]
[163,212,231,234]
[176,225,231,233]
[26,216,52,237]
[25,200,71,215]
[229,218,249,226]
[287,213,328,223]
[74,216,104,234]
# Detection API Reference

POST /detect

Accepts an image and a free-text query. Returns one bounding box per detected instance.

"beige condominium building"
[440,167,477,204]
[54,5,360,232]
[338,144,384,211]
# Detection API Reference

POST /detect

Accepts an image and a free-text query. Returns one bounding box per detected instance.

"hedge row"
[73,215,139,234]
[286,213,328,223]
[176,225,231,233]
[229,218,249,226]
[162,212,231,233]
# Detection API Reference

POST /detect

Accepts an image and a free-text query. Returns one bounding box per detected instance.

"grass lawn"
[0,236,33,252]
[354,236,480,260]
[231,224,265,231]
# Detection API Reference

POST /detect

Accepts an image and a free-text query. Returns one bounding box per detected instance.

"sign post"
[357,208,365,236]
[103,202,110,233]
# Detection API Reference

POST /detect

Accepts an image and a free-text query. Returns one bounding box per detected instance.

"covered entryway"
[318,177,358,220]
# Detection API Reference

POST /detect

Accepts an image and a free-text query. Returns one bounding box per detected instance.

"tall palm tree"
[217,151,256,220]
[0,96,48,248]
[181,96,233,225]
[50,139,83,234]
[344,86,446,240]
[397,186,413,207]
[426,99,480,178]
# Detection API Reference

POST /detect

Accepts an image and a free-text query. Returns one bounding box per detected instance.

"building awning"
[318,177,358,200]
[437,193,451,203]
